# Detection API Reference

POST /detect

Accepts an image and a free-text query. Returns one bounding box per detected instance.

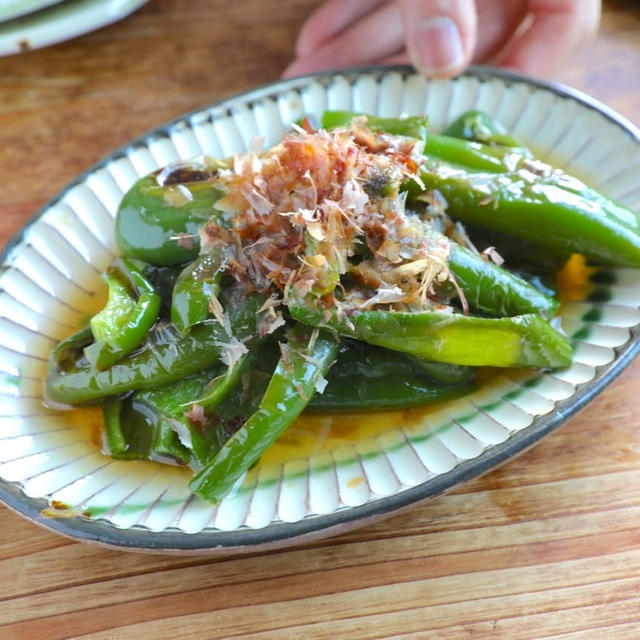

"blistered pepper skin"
[171,251,224,333]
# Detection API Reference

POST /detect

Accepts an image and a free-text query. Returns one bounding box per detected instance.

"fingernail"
[282,58,317,79]
[408,16,465,76]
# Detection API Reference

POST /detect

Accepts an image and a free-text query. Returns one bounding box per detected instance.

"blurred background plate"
[1,67,640,554]
[0,0,148,55]
[0,0,65,23]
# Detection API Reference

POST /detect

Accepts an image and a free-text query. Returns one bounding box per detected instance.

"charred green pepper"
[320,110,511,172]
[448,245,558,317]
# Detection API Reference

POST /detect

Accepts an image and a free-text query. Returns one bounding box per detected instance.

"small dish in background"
[0,0,148,56]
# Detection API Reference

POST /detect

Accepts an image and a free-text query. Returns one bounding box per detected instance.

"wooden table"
[1,1,640,637]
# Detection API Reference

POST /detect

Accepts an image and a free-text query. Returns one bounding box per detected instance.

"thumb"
[400,0,478,77]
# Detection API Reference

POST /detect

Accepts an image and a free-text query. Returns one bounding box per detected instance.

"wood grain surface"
[1,1,640,638]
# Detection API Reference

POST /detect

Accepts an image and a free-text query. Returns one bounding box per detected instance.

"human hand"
[283,0,601,79]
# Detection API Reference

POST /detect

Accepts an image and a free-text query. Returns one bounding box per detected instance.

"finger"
[295,0,387,58]
[472,0,528,63]
[381,52,411,66]
[284,2,405,78]
[498,0,601,77]
[400,0,478,77]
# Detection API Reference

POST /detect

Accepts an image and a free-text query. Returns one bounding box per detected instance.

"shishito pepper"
[308,341,474,412]
[418,161,640,268]
[290,303,572,368]
[320,110,429,141]
[323,110,640,269]
[442,109,529,153]
[103,348,277,469]
[116,160,224,266]
[320,110,512,173]
[102,365,248,467]
[447,244,558,317]
[102,387,198,465]
[439,112,565,283]
[171,250,224,333]
[190,324,339,502]
[45,291,265,405]
[84,258,161,370]
[320,111,559,316]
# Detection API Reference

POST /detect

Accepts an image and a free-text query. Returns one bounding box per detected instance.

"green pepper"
[104,358,271,469]
[116,159,224,266]
[191,350,255,411]
[309,375,473,412]
[106,339,285,468]
[290,303,572,368]
[441,110,566,285]
[102,392,194,465]
[320,110,510,173]
[190,324,339,502]
[124,369,219,466]
[329,340,474,384]
[460,222,568,273]
[142,263,184,318]
[424,134,518,172]
[186,342,284,465]
[404,355,473,385]
[308,341,474,412]
[320,110,429,141]
[374,207,558,318]
[320,111,559,315]
[45,291,265,405]
[84,258,161,370]
[102,397,130,457]
[442,110,529,153]
[448,245,558,317]
[171,251,224,332]
[418,161,640,268]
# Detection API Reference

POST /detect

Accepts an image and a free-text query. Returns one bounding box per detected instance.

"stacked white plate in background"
[0,0,149,55]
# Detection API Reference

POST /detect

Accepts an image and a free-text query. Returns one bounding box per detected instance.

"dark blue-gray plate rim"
[1,65,639,555]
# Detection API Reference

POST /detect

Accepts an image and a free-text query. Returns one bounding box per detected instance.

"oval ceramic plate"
[0,0,148,56]
[1,67,640,554]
